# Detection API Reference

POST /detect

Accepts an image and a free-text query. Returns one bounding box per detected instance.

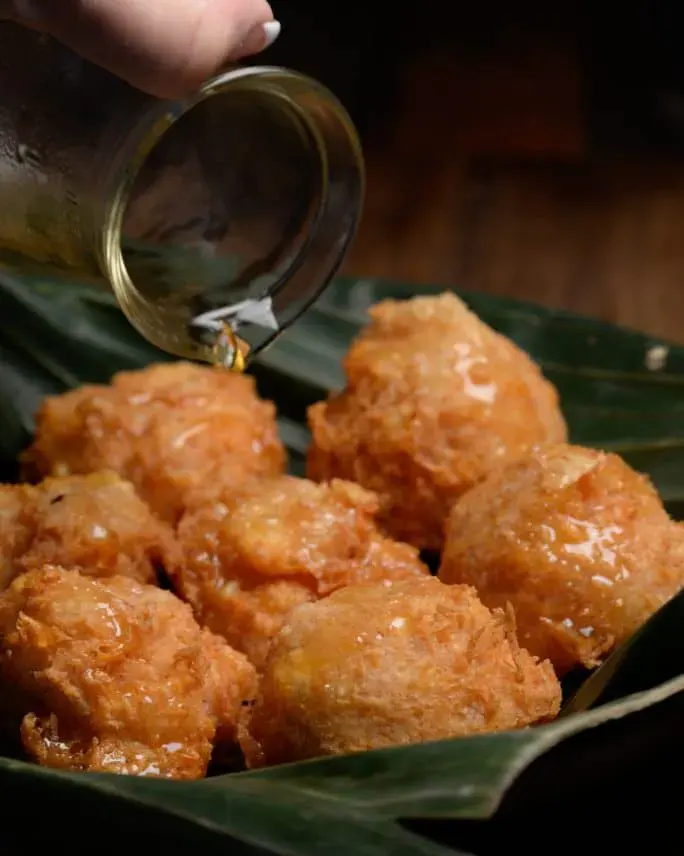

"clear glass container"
[0,23,364,365]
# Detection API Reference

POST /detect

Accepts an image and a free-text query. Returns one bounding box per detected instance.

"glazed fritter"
[0,471,176,590]
[172,475,429,668]
[439,443,684,674]
[307,293,567,550]
[0,566,257,779]
[240,577,561,767]
[22,362,286,523]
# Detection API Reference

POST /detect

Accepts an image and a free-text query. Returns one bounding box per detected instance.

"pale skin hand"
[0,0,278,98]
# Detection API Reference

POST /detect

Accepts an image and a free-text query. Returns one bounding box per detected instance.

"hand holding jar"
[0,0,280,96]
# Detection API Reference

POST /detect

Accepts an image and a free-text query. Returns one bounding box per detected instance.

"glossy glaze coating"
[0,471,177,590]
[240,577,560,767]
[307,293,566,550]
[173,475,428,668]
[0,566,256,778]
[440,444,684,674]
[22,362,286,523]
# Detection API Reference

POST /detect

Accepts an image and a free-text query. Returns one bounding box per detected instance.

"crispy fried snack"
[307,294,566,550]
[172,476,429,669]
[439,444,684,674]
[0,566,257,779]
[240,577,560,766]
[0,472,177,590]
[0,486,31,592]
[22,362,286,523]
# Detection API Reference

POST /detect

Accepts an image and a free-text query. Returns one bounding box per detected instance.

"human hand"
[0,0,280,98]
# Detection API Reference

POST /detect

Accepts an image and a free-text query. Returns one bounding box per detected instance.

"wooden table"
[340,38,684,344]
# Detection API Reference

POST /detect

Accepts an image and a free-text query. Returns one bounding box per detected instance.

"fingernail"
[237,19,281,58]
[262,20,281,49]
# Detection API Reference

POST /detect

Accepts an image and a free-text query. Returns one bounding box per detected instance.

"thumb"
[1,0,280,98]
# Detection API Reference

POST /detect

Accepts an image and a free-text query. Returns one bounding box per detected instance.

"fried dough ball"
[0,566,257,779]
[307,294,567,551]
[172,476,429,669]
[0,488,32,592]
[439,444,684,675]
[240,577,561,766]
[0,472,177,591]
[22,362,286,524]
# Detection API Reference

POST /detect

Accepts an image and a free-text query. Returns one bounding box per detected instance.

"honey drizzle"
[212,322,249,372]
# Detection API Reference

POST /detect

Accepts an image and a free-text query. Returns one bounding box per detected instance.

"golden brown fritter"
[0,487,32,592]
[240,577,561,767]
[172,476,429,669]
[307,294,567,551]
[439,443,684,675]
[0,566,257,779]
[22,362,286,524]
[0,471,177,590]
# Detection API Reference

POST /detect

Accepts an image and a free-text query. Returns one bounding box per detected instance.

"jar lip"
[100,65,365,362]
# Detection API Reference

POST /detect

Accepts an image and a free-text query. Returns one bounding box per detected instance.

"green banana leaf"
[0,271,683,855]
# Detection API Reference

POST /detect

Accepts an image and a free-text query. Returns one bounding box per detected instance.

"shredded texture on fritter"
[308,294,566,550]
[440,443,684,674]
[22,362,286,523]
[240,577,561,767]
[173,475,429,668]
[0,471,177,590]
[0,566,257,779]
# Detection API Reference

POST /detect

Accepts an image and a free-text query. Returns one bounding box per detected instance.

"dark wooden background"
[264,3,684,343]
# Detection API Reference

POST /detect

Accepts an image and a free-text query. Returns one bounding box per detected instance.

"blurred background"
[264,2,684,342]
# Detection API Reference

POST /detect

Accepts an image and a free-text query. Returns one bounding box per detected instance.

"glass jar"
[0,22,364,365]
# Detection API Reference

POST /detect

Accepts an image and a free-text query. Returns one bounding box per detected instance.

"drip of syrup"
[212,322,249,372]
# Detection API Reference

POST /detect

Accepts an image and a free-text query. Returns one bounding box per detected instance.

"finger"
[0,0,279,98]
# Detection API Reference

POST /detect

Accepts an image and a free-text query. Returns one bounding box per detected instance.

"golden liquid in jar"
[0,239,254,372]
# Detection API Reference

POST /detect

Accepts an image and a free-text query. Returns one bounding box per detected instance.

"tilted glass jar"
[0,23,364,365]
